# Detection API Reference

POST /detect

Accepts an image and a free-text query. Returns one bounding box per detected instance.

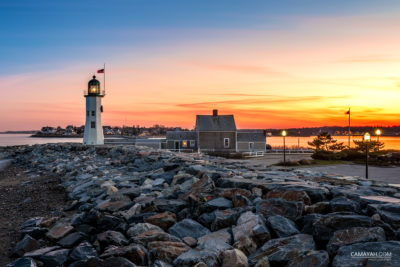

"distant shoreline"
[30,134,83,138]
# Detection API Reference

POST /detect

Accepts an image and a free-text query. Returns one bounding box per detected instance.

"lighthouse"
[83,75,104,145]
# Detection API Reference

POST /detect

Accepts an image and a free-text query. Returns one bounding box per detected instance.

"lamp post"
[364,132,370,179]
[375,129,382,151]
[282,130,287,166]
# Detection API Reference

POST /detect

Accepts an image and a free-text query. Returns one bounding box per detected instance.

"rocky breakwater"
[3,143,400,267]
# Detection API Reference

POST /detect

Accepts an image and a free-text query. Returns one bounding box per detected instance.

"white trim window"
[182,140,188,147]
[224,138,230,148]
[249,142,254,151]
[190,140,195,147]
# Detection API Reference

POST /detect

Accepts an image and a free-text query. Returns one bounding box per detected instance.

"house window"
[182,140,188,147]
[92,111,95,116]
[87,111,89,116]
[190,140,195,147]
[224,138,230,148]
[91,121,96,128]
[249,142,254,151]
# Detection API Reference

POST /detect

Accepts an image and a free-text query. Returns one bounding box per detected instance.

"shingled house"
[196,109,237,152]
[166,109,266,153]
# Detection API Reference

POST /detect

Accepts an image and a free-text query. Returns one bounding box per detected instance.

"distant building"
[166,130,197,151]
[166,109,266,153]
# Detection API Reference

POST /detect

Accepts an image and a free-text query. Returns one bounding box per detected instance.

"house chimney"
[213,109,218,116]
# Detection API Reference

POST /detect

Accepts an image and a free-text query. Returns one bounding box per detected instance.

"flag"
[97,69,104,73]
[345,109,350,115]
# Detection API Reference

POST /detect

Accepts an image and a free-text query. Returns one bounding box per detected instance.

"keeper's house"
[166,109,266,153]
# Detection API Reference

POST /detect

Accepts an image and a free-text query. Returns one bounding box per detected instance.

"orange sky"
[1,13,400,131]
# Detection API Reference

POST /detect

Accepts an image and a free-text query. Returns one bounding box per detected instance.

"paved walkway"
[304,164,400,184]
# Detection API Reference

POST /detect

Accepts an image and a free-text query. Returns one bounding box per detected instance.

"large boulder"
[256,199,304,221]
[329,196,360,213]
[249,234,315,266]
[197,228,232,247]
[69,241,98,261]
[332,241,400,267]
[149,241,190,264]
[222,249,248,267]
[233,211,270,246]
[132,230,182,246]
[144,211,177,231]
[312,212,373,242]
[168,219,210,239]
[173,249,219,267]
[126,223,163,238]
[37,248,70,266]
[203,197,233,212]
[96,230,128,250]
[100,244,148,266]
[46,221,74,241]
[288,250,329,267]
[266,215,300,238]
[11,235,40,257]
[327,227,386,256]
[265,190,311,205]
[6,257,38,267]
[372,203,400,229]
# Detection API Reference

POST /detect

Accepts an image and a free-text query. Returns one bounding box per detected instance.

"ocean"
[1,134,400,150]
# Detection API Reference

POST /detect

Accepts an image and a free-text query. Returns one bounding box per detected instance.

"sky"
[1,0,400,131]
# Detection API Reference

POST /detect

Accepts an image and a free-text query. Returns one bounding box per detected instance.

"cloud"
[340,55,399,63]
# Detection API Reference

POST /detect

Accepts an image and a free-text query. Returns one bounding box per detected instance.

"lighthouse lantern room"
[83,75,104,145]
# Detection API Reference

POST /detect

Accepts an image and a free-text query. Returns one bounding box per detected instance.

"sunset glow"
[1,1,400,131]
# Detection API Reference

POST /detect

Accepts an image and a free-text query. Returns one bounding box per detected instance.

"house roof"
[195,115,236,131]
[237,131,266,142]
[166,131,197,140]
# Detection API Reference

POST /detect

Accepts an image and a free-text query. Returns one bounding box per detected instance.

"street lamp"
[364,132,370,179]
[282,130,287,166]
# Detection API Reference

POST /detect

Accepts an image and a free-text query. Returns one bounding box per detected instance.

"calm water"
[0,134,82,146]
[1,134,400,150]
[267,136,400,150]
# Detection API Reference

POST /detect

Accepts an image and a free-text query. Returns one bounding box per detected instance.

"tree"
[308,132,344,151]
[353,140,385,152]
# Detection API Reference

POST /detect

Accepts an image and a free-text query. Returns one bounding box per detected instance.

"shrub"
[299,159,312,165]
[276,160,300,166]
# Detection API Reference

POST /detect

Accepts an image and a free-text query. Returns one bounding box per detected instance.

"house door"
[174,141,180,151]
[249,142,254,152]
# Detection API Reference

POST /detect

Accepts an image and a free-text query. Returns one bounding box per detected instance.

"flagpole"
[103,63,105,94]
[348,108,351,148]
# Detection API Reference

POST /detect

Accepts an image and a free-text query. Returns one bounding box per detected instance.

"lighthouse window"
[87,111,89,116]
[91,121,96,128]
[92,111,95,116]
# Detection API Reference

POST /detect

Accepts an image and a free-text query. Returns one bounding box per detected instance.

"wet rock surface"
[1,143,400,266]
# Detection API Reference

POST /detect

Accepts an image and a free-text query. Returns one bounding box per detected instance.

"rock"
[233,211,270,246]
[332,241,400,267]
[132,230,182,246]
[122,204,141,222]
[254,256,270,267]
[256,198,304,221]
[20,227,48,240]
[21,217,44,229]
[327,227,386,256]
[313,212,373,242]
[181,175,215,201]
[100,257,138,267]
[100,244,148,266]
[96,199,132,212]
[97,215,124,231]
[298,214,323,235]
[232,194,251,208]
[173,249,219,267]
[249,234,315,266]
[304,202,330,214]
[12,235,40,257]
[197,238,233,255]
[183,236,197,247]
[153,260,173,267]
[58,232,86,248]
[6,257,37,267]
[144,211,177,230]
[46,221,74,240]
[233,236,257,256]
[204,197,233,211]
[168,219,210,239]
[127,222,163,238]
[288,250,329,267]
[69,241,98,261]
[149,241,190,264]
[265,190,311,205]
[37,248,70,266]
[222,249,248,267]
[280,185,330,203]
[153,199,188,213]
[23,246,61,258]
[330,196,360,212]
[266,215,300,238]
[96,230,128,250]
[373,203,400,228]
[198,228,232,247]
[210,209,239,231]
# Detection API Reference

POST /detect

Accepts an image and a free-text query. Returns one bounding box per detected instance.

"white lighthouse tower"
[83,75,104,145]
